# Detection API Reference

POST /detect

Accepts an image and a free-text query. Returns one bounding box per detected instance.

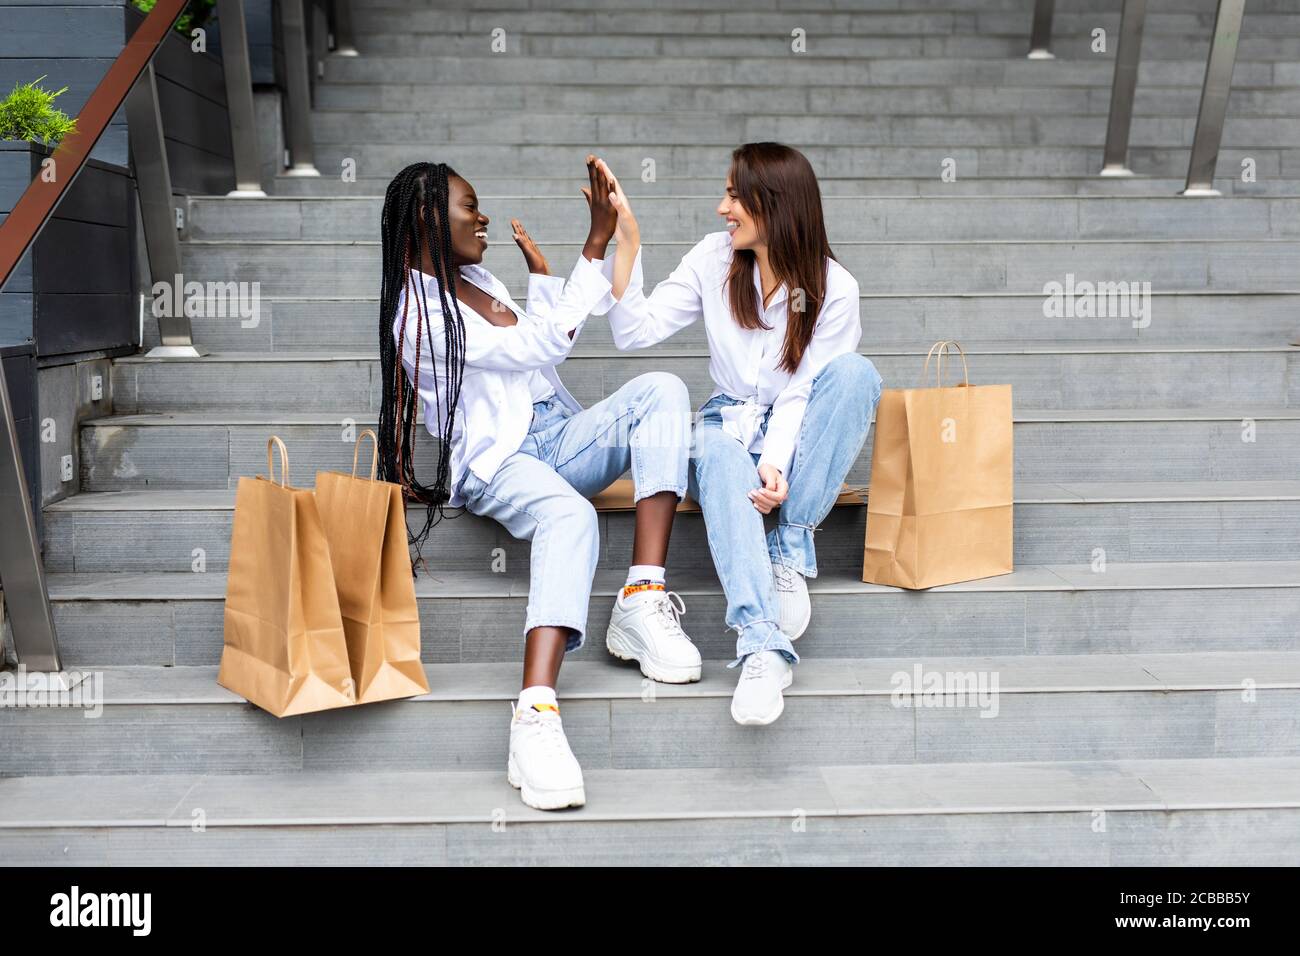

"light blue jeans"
[459,372,692,651]
[688,352,884,668]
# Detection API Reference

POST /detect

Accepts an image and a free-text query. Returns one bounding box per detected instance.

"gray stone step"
[320,54,1281,89]
[143,292,1300,353]
[43,481,1300,574]
[184,195,1300,242]
[347,8,1300,38]
[178,238,1300,297]
[310,82,1300,119]
[77,407,1300,491]
[345,30,1300,62]
[344,0,1300,14]
[300,142,1296,181]
[262,174,1300,198]
[2,653,1297,776]
[307,111,1300,148]
[108,347,1300,414]
[43,562,1300,667]
[3,756,1298,864]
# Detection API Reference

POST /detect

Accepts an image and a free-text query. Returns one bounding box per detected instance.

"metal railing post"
[278,0,321,176]
[332,0,359,57]
[0,357,70,679]
[1027,0,1055,59]
[127,63,204,356]
[310,0,330,95]
[216,0,266,197]
[1100,0,1147,176]
[1181,0,1247,196]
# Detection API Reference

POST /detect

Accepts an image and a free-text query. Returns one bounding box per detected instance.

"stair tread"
[113,344,1300,362]
[43,561,1300,600]
[79,406,1300,426]
[43,479,1300,512]
[39,652,1300,705]
[3,756,1298,828]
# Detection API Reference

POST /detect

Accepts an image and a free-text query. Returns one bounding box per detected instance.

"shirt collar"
[751,260,788,311]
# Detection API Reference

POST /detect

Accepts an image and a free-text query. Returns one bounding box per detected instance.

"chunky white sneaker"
[772,562,811,641]
[606,588,702,683]
[730,649,794,726]
[507,701,586,810]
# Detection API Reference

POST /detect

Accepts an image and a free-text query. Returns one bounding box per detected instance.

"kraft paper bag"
[315,430,428,705]
[219,436,357,717]
[863,340,1014,589]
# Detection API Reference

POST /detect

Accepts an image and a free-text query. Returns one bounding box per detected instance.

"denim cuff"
[727,619,800,668]
[522,617,587,653]
[767,522,818,579]
[632,480,688,504]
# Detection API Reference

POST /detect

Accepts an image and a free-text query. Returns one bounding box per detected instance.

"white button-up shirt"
[393,255,615,506]
[606,231,861,476]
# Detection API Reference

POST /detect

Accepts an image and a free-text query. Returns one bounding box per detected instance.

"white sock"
[625,564,666,587]
[517,685,558,713]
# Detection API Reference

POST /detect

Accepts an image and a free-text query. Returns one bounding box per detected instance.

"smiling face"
[445,174,490,266]
[717,174,762,251]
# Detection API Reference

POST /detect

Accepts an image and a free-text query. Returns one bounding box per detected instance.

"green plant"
[0,77,78,146]
[132,0,217,35]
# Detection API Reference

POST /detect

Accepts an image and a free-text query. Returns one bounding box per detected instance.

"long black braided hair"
[378,162,469,571]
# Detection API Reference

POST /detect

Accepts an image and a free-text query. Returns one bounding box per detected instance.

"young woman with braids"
[378,157,700,811]
[595,145,884,728]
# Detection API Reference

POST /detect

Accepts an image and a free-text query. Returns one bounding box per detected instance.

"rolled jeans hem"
[767,523,818,579]
[633,481,687,504]
[727,621,800,668]
[523,616,588,653]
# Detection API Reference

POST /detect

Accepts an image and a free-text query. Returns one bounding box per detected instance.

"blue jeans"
[459,372,692,651]
[687,353,883,668]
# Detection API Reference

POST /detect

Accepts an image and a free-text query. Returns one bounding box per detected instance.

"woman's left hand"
[511,218,549,275]
[749,464,788,513]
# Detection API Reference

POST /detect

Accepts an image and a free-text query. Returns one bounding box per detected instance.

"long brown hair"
[724,143,834,374]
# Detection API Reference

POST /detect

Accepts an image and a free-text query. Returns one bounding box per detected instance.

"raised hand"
[580,153,617,260]
[596,157,638,247]
[511,218,549,275]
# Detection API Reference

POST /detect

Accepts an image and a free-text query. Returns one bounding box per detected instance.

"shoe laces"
[650,590,690,640]
[516,706,570,756]
[741,651,773,681]
[772,563,800,593]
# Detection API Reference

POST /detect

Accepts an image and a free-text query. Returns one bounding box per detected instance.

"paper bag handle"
[923,340,970,388]
[266,436,289,487]
[352,428,379,481]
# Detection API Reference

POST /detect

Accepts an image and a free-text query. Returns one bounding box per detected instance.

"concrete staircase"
[4,0,1299,864]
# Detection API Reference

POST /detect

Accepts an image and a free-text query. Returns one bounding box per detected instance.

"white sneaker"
[730,649,794,726]
[606,587,702,683]
[772,562,811,641]
[507,701,586,810]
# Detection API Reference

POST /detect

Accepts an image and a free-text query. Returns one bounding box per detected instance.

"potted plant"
[1,76,134,358]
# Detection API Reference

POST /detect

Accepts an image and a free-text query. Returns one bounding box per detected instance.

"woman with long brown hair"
[599,143,883,726]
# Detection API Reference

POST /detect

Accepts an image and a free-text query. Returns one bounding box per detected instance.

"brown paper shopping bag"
[315,430,429,704]
[218,437,357,717]
[862,341,1014,589]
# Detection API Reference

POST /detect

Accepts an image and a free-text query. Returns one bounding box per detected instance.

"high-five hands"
[580,154,618,261]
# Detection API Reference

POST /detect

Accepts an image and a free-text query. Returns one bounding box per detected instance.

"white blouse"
[392,255,615,506]
[606,231,861,476]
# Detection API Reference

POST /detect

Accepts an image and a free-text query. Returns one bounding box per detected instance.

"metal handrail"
[1031,0,1249,194]
[1181,0,1247,195]
[1099,0,1148,176]
[278,0,321,176]
[0,0,189,675]
[1027,0,1055,59]
[217,0,268,197]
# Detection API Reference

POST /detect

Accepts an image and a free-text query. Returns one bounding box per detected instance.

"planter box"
[0,141,137,357]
